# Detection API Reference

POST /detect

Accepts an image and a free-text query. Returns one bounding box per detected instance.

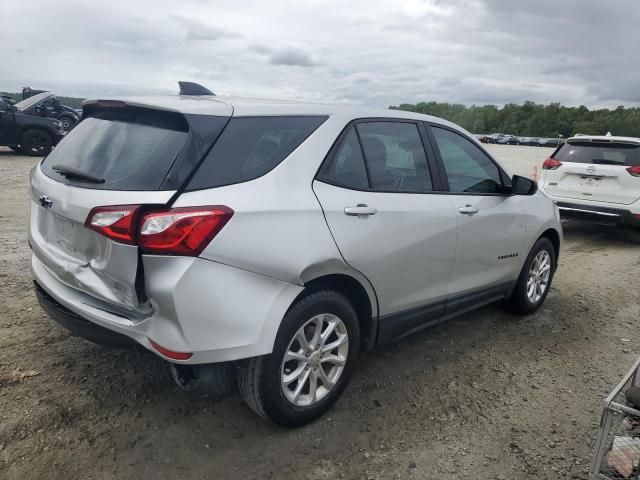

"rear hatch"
[542,139,640,205]
[29,101,231,314]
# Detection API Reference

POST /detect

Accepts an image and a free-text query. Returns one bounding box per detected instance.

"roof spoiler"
[178,81,215,96]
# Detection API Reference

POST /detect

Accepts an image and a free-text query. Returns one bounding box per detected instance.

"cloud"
[267,48,317,67]
[172,16,238,41]
[0,0,637,107]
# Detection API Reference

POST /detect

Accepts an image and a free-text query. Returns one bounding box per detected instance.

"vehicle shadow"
[0,148,33,158]
[562,219,640,245]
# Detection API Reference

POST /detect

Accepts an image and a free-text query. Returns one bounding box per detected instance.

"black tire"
[623,226,640,243]
[21,129,53,156]
[58,115,76,132]
[238,290,360,427]
[9,145,22,152]
[507,237,556,315]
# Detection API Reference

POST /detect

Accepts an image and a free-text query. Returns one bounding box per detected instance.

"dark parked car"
[0,95,65,155]
[20,90,80,131]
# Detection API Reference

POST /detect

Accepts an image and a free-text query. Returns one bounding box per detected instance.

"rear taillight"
[542,158,563,170]
[138,206,233,256]
[85,205,140,245]
[626,165,640,177]
[86,205,233,255]
[147,338,193,360]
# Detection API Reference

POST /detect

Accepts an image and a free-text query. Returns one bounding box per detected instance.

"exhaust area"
[170,363,236,394]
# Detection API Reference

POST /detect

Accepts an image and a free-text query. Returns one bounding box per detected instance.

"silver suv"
[29,89,562,427]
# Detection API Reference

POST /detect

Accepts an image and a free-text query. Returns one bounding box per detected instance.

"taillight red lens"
[147,338,193,360]
[138,206,233,256]
[626,165,640,177]
[542,158,563,170]
[85,205,140,244]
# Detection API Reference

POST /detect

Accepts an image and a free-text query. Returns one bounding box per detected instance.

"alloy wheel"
[281,313,349,407]
[527,250,551,303]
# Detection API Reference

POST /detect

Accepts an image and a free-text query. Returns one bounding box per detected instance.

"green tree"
[389,101,640,137]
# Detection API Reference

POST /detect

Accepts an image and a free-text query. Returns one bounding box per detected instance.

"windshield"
[41,107,189,190]
[15,92,53,111]
[555,141,640,166]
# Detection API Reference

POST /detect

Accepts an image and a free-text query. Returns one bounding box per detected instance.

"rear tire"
[507,237,556,315]
[238,290,360,427]
[21,129,53,156]
[623,226,640,244]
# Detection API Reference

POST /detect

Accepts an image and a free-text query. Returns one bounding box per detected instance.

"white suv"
[29,87,562,426]
[540,135,640,228]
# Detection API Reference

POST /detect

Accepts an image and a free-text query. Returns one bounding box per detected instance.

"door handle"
[344,204,377,217]
[458,204,479,215]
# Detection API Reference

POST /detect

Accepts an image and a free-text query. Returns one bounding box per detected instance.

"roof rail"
[178,81,215,96]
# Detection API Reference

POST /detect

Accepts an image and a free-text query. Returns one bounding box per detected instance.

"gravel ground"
[1,145,639,479]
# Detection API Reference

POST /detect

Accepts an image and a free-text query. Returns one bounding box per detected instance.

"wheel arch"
[539,227,561,267]
[300,273,379,352]
[18,124,56,141]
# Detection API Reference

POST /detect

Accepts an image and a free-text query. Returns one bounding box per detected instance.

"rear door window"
[187,116,327,190]
[555,142,640,166]
[42,107,189,190]
[357,122,433,193]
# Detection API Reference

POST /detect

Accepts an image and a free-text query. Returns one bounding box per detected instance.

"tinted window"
[42,97,59,108]
[41,107,189,191]
[431,126,502,194]
[357,122,432,192]
[188,116,326,190]
[317,127,369,190]
[555,142,640,166]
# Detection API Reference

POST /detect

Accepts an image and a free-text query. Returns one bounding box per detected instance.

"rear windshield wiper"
[51,165,105,183]
[591,159,625,165]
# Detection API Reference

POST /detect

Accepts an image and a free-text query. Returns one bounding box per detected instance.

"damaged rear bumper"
[32,253,304,364]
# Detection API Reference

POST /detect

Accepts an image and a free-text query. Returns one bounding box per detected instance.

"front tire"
[58,115,76,131]
[507,237,556,315]
[238,290,360,427]
[21,129,53,156]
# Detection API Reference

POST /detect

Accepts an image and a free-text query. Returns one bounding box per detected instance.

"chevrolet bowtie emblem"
[39,195,53,208]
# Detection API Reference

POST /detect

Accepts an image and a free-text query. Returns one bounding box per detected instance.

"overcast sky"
[1,0,638,107]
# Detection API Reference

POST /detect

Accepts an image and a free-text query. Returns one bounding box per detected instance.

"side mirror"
[512,175,538,195]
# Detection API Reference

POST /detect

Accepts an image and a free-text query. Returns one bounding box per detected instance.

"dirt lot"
[1,145,639,479]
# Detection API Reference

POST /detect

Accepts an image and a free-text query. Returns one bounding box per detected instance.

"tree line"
[390,101,640,138]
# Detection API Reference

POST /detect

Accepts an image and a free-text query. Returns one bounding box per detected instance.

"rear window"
[41,107,189,190]
[186,116,327,191]
[555,141,640,166]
